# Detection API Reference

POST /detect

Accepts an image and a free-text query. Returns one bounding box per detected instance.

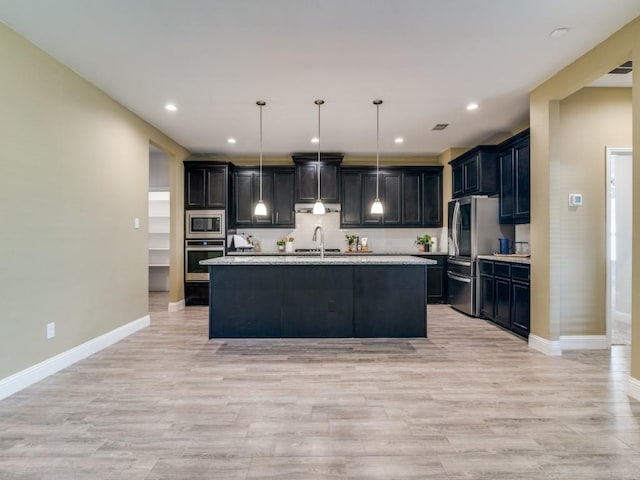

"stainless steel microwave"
[185,210,226,239]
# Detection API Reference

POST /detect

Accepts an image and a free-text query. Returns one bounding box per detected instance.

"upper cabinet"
[498,129,530,224]
[230,167,295,228]
[184,161,228,209]
[340,166,443,228]
[292,153,342,203]
[450,146,498,198]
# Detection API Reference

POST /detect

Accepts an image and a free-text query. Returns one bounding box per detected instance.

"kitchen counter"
[226,251,447,257]
[477,254,531,264]
[203,255,436,266]
[203,256,431,338]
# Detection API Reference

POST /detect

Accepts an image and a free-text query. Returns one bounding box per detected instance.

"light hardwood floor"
[1,293,638,479]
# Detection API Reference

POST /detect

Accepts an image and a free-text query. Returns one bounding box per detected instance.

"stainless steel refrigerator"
[447,195,514,316]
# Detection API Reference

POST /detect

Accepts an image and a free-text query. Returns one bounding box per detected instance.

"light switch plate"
[134,217,140,229]
[47,322,55,339]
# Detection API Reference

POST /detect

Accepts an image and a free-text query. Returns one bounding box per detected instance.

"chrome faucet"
[312,225,325,259]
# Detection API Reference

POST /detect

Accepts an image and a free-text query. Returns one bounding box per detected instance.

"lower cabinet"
[424,255,447,303]
[478,260,530,339]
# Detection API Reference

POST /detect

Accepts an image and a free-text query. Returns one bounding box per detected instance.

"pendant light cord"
[259,102,263,201]
[376,102,380,199]
[317,100,322,200]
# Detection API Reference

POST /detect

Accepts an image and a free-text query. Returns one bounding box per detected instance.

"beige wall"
[557,88,632,335]
[530,16,639,379]
[0,23,188,379]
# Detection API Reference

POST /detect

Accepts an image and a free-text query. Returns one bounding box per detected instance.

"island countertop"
[201,255,437,266]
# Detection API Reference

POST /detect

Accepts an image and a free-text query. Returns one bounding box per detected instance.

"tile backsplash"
[233,212,446,254]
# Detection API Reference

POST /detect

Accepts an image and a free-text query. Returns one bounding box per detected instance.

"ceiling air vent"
[609,60,632,74]
[432,123,449,131]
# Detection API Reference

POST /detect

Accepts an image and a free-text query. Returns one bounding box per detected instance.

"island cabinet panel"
[184,162,228,209]
[282,266,353,337]
[209,266,282,337]
[354,265,426,337]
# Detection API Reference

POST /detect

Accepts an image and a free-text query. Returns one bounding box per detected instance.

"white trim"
[528,334,562,356]
[627,376,640,402]
[168,299,185,312]
[614,311,632,324]
[560,335,608,350]
[0,315,150,401]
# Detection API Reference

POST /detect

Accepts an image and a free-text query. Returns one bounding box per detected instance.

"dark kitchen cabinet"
[499,129,530,224]
[449,146,498,199]
[478,259,530,339]
[184,162,228,209]
[292,153,342,203]
[425,255,447,303]
[231,167,294,228]
[340,166,443,228]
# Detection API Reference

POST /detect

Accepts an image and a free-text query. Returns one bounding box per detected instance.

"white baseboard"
[0,315,150,401]
[627,376,640,401]
[560,335,608,350]
[528,334,563,356]
[168,299,185,312]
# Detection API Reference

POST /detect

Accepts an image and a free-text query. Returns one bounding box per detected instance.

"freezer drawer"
[448,271,475,317]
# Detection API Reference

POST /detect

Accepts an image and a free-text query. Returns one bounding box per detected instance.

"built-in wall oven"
[185,239,225,282]
[185,210,226,239]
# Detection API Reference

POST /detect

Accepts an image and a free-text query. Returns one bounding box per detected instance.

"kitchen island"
[201,255,436,338]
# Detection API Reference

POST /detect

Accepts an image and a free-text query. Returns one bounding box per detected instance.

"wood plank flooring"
[0,293,638,479]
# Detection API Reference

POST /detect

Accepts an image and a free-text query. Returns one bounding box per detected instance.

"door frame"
[605,145,632,346]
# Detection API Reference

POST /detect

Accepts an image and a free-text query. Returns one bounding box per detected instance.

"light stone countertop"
[202,255,437,266]
[477,254,531,265]
[227,251,448,257]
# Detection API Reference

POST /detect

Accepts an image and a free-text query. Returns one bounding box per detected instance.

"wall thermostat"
[568,193,583,207]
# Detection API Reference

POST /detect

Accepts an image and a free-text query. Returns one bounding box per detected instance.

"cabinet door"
[185,168,207,209]
[273,171,295,226]
[423,171,443,227]
[233,172,254,225]
[426,266,445,303]
[479,274,495,319]
[362,173,382,225]
[252,173,274,225]
[514,139,530,221]
[340,171,362,226]
[320,163,340,202]
[499,148,515,222]
[295,163,317,203]
[381,172,401,225]
[511,281,530,338]
[452,164,464,197]
[463,154,480,194]
[205,168,227,209]
[402,172,422,225]
[494,277,511,328]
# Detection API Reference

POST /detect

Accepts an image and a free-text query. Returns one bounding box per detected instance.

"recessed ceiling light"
[549,27,570,38]
[394,137,404,144]
[311,137,319,144]
[227,137,237,144]
[466,103,479,111]
[164,103,177,112]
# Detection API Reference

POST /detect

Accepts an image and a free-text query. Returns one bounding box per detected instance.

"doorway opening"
[148,144,171,309]
[606,146,632,346]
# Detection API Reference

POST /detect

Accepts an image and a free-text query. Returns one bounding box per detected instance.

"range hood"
[294,203,341,213]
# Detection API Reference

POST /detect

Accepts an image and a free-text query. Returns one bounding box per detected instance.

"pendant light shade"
[371,99,384,215]
[313,99,326,215]
[254,100,268,216]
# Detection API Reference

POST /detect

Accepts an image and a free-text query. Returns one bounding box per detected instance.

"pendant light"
[254,100,267,216]
[312,99,326,215]
[371,99,384,215]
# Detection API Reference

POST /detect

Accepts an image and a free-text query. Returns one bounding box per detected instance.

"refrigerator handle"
[452,201,460,256]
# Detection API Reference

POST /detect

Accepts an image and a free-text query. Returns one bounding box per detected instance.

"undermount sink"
[294,248,341,253]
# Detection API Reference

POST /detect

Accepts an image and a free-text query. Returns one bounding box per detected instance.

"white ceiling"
[0,0,638,157]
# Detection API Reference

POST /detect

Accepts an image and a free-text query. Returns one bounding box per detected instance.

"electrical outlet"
[46,322,55,339]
